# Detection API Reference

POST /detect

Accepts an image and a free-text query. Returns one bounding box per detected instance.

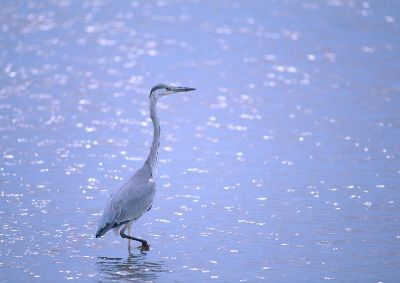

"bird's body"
[95,83,195,251]
[95,163,155,238]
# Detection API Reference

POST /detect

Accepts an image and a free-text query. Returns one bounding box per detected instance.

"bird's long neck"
[145,97,160,177]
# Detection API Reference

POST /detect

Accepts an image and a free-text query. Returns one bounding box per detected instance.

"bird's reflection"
[96,253,168,282]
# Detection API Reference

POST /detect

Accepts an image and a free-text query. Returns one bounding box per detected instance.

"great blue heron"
[95,84,196,251]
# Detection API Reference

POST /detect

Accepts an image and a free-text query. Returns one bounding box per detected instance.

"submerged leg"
[120,223,150,252]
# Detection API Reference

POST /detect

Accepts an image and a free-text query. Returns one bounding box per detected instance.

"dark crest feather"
[150,83,168,97]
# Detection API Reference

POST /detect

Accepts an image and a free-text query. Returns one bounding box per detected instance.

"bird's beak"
[163,86,196,96]
[160,86,196,96]
[173,86,196,92]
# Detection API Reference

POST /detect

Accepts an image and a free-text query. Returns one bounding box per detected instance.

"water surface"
[1,1,400,282]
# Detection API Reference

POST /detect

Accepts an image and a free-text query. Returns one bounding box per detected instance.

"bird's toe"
[140,242,150,252]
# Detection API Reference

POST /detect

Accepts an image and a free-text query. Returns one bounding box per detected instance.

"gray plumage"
[95,84,195,250]
[95,164,155,238]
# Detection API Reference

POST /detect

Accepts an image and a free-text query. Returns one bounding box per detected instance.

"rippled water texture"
[1,1,400,282]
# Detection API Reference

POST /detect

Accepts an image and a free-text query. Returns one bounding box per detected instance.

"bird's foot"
[140,242,150,252]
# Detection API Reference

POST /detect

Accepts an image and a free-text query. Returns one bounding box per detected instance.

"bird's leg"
[120,223,150,252]
[127,222,132,252]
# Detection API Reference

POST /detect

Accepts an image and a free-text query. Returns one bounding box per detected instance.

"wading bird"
[95,84,196,251]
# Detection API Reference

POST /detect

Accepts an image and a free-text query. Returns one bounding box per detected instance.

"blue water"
[1,1,400,282]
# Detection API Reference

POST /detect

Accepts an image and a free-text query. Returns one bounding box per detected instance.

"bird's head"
[149,83,196,99]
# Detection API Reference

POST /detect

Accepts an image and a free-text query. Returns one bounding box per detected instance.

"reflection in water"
[96,253,168,282]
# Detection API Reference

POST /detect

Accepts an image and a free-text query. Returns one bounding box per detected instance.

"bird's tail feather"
[95,222,114,238]
[95,220,130,238]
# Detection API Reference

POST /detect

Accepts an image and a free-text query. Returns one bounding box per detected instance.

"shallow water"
[1,1,400,282]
